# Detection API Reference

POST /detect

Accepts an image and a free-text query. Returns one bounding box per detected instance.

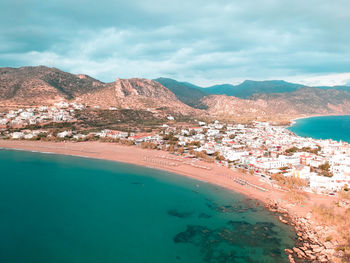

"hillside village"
[1,103,349,196]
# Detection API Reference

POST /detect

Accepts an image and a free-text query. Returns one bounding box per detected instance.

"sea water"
[0,149,297,263]
[288,115,350,143]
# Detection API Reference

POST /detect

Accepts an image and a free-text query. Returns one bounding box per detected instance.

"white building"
[57,131,72,138]
[11,132,24,139]
[223,150,249,162]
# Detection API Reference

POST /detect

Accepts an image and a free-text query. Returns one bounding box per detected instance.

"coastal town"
[3,1,350,262]
[1,103,349,196]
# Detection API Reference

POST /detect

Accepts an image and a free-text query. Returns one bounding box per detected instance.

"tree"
[189,129,196,136]
[220,125,227,133]
[167,145,175,152]
[279,166,290,171]
[177,147,185,154]
[285,146,298,154]
[216,155,225,161]
[141,142,157,149]
[229,134,236,139]
[319,162,333,177]
[194,151,214,163]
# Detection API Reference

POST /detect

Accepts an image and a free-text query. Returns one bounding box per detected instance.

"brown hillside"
[0,66,105,105]
[202,88,350,122]
[76,78,199,115]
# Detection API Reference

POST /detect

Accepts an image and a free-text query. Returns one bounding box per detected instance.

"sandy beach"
[0,140,334,218]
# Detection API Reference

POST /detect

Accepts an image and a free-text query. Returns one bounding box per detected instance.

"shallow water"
[0,149,297,263]
[288,115,350,143]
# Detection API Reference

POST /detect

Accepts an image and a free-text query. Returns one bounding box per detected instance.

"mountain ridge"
[203,80,306,98]
[1,66,350,122]
[0,66,199,115]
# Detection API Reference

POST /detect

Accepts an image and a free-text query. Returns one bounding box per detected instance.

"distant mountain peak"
[154,77,208,109]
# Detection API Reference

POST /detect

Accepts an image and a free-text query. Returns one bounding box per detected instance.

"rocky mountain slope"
[0,66,105,105]
[202,87,350,122]
[202,95,271,120]
[252,88,350,115]
[0,66,199,115]
[77,78,198,115]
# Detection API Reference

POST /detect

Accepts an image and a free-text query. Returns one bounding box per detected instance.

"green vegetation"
[285,146,321,154]
[74,109,165,132]
[279,166,290,171]
[187,141,200,147]
[154,77,208,109]
[319,162,333,177]
[162,132,179,144]
[140,142,158,149]
[202,80,304,98]
[193,151,214,163]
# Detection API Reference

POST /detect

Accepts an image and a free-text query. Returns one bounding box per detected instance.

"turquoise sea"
[288,115,350,143]
[0,149,297,263]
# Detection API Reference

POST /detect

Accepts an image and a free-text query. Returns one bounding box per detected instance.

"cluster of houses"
[187,121,350,194]
[1,106,349,194]
[0,102,84,129]
[119,120,348,194]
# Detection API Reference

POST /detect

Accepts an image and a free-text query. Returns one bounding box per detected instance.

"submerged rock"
[167,209,193,218]
[205,199,261,214]
[198,213,212,219]
[173,221,289,263]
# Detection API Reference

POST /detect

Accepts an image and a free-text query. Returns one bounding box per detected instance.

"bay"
[0,149,296,263]
[288,115,350,143]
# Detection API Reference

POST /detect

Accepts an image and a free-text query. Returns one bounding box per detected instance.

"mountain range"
[1,66,350,122]
[155,77,350,100]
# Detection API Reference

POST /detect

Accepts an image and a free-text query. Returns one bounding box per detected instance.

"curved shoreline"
[0,140,335,214]
[288,115,350,144]
[0,140,339,262]
[288,114,350,127]
[0,140,278,204]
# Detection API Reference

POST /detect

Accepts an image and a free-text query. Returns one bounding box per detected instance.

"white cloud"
[1,0,350,86]
[292,73,350,87]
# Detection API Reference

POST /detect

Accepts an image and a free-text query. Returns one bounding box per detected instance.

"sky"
[1,0,350,86]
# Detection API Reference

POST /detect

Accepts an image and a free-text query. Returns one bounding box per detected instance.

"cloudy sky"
[1,0,350,86]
